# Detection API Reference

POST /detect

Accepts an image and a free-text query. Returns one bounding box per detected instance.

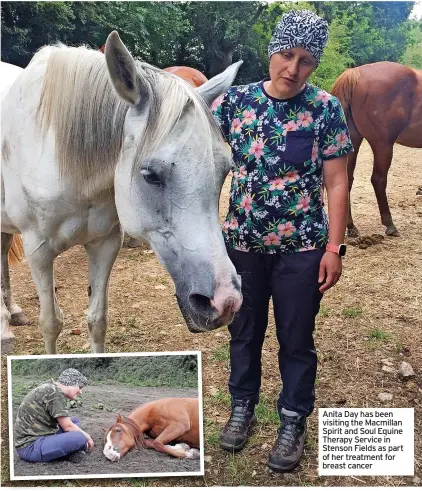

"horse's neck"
[128,405,151,432]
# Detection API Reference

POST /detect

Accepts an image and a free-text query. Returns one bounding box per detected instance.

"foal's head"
[103,415,145,462]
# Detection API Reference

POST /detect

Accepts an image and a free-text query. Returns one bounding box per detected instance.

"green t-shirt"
[14,381,69,448]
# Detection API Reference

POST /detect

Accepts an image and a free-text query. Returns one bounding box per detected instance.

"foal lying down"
[103,398,200,461]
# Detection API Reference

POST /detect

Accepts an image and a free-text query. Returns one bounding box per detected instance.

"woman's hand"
[318,251,342,293]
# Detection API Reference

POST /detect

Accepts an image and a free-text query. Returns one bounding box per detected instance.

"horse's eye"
[116,428,121,433]
[141,169,161,187]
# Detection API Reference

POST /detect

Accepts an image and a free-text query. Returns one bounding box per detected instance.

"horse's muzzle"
[176,292,242,333]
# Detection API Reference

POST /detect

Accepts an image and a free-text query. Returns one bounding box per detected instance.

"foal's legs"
[1,232,29,325]
[24,235,63,354]
[84,224,122,353]
[346,129,364,238]
[369,142,398,236]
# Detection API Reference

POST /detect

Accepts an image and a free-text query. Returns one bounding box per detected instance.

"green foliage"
[1,1,418,89]
[309,19,353,91]
[342,306,363,318]
[1,1,75,66]
[211,343,230,362]
[368,328,392,341]
[401,20,422,68]
[11,355,198,389]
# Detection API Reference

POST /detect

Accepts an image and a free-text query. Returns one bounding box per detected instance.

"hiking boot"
[220,399,257,452]
[268,409,307,472]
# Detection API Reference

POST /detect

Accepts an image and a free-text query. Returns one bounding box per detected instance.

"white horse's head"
[105,32,242,332]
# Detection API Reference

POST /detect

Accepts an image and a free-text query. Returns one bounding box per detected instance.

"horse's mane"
[35,43,222,197]
[122,416,146,449]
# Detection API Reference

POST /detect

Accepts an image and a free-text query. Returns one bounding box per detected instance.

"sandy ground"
[10,383,199,479]
[1,141,421,487]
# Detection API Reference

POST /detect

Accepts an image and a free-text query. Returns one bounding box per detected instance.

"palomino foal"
[1,32,243,353]
[104,398,200,461]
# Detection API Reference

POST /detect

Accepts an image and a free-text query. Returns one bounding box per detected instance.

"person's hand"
[318,251,342,293]
[86,437,94,451]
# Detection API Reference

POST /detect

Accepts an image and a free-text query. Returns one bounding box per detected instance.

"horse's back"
[352,62,422,146]
[164,66,208,87]
[0,62,24,100]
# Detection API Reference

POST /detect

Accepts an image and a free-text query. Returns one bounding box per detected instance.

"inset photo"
[7,351,203,481]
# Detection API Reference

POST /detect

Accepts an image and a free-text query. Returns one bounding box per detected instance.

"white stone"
[378,392,393,402]
[399,361,415,378]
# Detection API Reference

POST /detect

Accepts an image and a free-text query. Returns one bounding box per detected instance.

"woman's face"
[63,385,83,400]
[268,47,317,98]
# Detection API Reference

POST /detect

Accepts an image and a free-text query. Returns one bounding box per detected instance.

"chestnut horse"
[163,66,208,87]
[103,397,200,461]
[331,62,422,237]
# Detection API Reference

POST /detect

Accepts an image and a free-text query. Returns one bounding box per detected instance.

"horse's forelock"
[132,62,224,171]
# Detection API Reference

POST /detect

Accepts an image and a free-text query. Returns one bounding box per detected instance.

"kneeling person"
[14,368,94,462]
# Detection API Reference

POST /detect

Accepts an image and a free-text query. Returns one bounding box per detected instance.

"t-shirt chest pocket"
[283,131,315,165]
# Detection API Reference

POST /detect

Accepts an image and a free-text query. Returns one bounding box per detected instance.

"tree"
[313,1,415,66]
[1,1,75,66]
[180,2,267,77]
[401,19,422,68]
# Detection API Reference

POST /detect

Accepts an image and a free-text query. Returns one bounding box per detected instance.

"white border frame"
[7,351,204,481]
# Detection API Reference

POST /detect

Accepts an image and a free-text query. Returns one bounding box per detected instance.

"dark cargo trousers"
[17,417,87,462]
[227,248,324,416]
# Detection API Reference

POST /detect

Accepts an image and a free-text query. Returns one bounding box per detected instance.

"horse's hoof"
[10,312,30,326]
[385,226,400,237]
[1,335,15,354]
[186,448,200,459]
[126,238,146,248]
[416,189,422,196]
[347,226,360,238]
[174,443,190,451]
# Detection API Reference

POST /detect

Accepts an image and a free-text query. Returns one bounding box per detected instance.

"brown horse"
[331,62,422,237]
[163,66,208,87]
[103,397,200,461]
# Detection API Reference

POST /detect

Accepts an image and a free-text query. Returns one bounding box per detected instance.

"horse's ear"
[105,31,142,106]
[197,61,243,107]
[116,413,122,423]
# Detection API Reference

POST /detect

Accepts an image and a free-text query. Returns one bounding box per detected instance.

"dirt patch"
[2,142,422,487]
[11,382,199,479]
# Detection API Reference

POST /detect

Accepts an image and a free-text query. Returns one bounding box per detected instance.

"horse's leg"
[24,236,63,354]
[369,143,399,236]
[125,233,147,249]
[346,129,364,238]
[84,223,122,353]
[144,423,197,459]
[1,233,29,326]
[1,290,13,354]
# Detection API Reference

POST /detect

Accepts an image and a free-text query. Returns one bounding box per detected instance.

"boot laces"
[275,414,301,450]
[226,401,253,433]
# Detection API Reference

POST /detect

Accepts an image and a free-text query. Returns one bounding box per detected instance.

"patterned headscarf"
[58,368,88,388]
[268,10,329,66]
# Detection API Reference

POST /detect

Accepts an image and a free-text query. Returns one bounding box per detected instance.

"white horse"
[1,32,243,354]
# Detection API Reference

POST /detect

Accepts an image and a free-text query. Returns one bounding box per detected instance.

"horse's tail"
[331,67,360,121]
[8,234,24,265]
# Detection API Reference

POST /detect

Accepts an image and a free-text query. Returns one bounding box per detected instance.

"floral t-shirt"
[212,81,353,254]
